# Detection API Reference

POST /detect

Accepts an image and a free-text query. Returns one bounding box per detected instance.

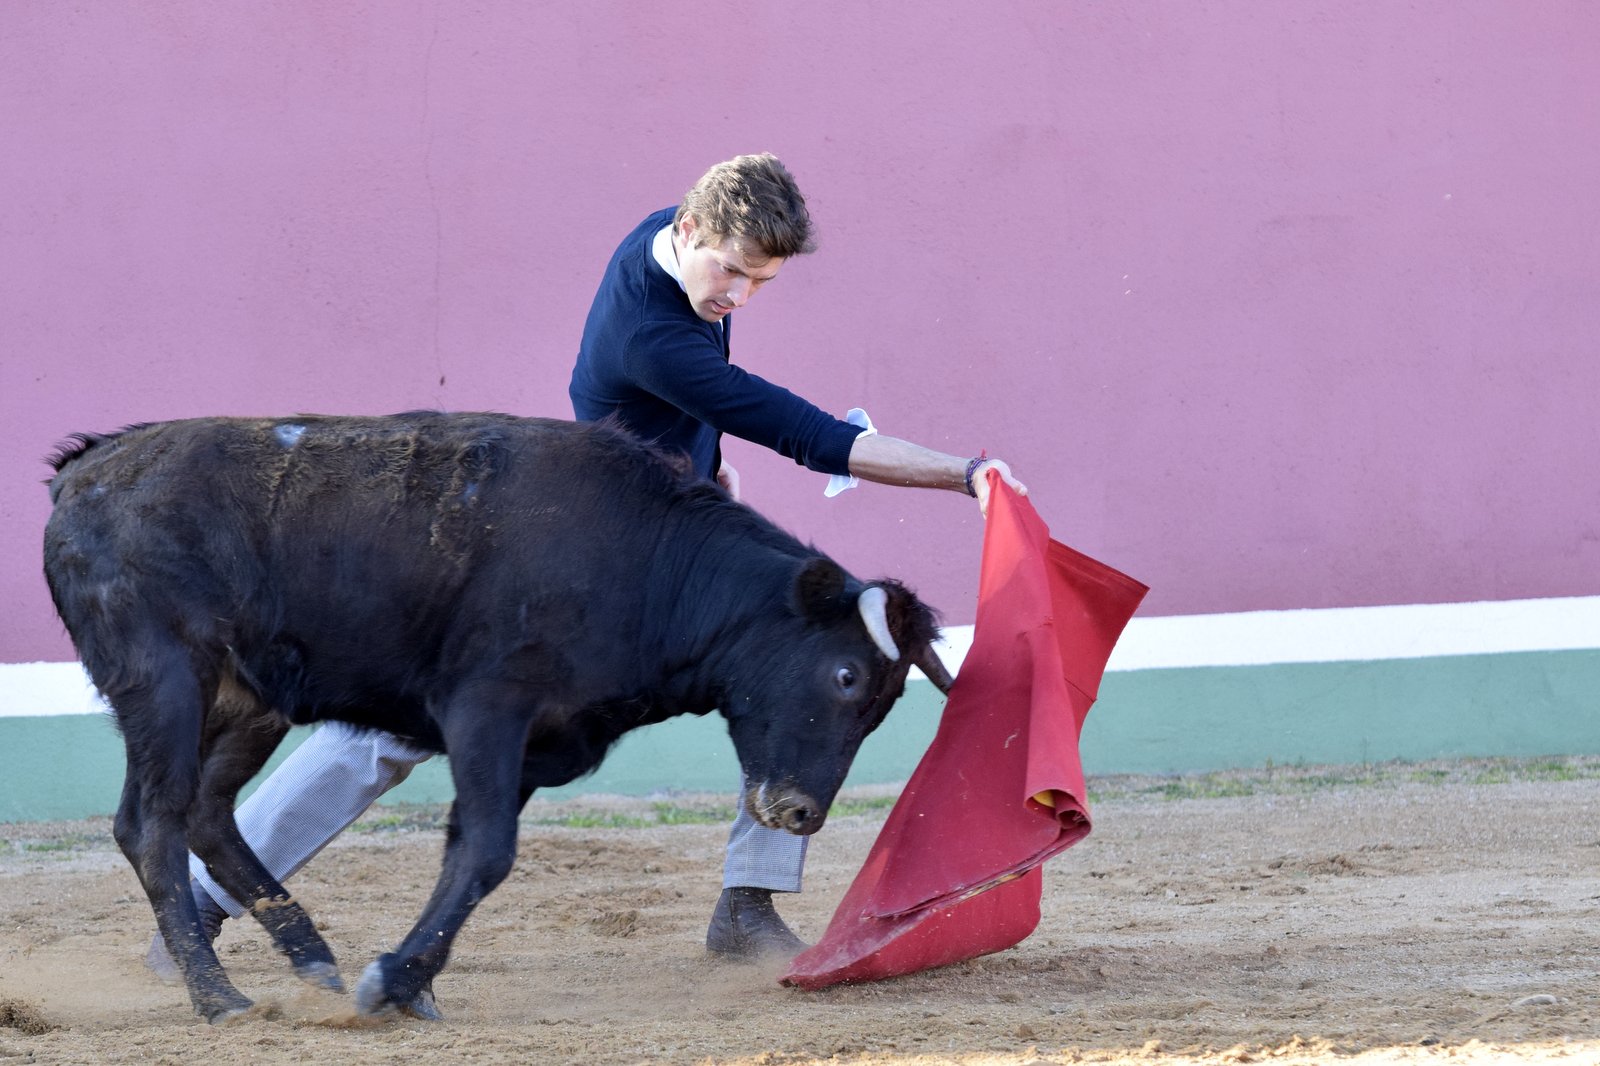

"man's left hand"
[718,461,742,501]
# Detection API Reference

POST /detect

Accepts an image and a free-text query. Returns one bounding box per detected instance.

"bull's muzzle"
[744,781,828,835]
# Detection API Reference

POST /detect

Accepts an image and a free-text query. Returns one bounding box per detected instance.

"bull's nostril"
[787,808,811,829]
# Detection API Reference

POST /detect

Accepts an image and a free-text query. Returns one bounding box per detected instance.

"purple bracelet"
[963,454,988,497]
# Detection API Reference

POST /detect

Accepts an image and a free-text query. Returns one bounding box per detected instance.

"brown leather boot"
[705,886,807,960]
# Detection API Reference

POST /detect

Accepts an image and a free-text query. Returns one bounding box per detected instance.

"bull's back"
[44,413,702,692]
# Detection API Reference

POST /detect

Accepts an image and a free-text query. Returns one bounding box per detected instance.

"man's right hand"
[972,458,1026,517]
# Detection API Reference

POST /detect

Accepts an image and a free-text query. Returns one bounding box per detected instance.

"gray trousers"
[190,721,805,915]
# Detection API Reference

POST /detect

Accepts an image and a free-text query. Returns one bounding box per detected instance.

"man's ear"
[677,212,701,248]
[791,557,847,621]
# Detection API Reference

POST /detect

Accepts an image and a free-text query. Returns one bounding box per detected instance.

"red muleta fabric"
[782,474,1148,989]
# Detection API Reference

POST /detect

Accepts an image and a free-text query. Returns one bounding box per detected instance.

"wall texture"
[4,1,1598,666]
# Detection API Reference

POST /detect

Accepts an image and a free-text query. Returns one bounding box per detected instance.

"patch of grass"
[355,813,412,833]
[1453,756,1600,787]
[349,804,449,834]
[1090,754,1600,804]
[650,802,736,825]
[1128,774,1256,801]
[525,801,745,829]
[534,811,656,829]
[503,791,902,831]
[1288,769,1388,791]
[1494,758,1585,782]
[828,794,900,818]
[21,832,97,853]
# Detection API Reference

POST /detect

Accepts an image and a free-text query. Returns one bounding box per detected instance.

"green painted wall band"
[4,648,1597,823]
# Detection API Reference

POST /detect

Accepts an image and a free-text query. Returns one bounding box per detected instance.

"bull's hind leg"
[106,652,255,1023]
[185,683,344,993]
[353,690,530,1016]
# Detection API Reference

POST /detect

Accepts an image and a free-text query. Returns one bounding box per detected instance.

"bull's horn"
[913,642,955,695]
[857,586,900,661]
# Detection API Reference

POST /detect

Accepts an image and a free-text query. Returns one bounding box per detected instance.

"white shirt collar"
[652,223,686,291]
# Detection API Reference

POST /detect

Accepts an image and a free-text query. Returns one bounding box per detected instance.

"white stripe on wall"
[2,660,112,718]
[911,594,1600,683]
[1104,594,1600,670]
[7,595,1599,718]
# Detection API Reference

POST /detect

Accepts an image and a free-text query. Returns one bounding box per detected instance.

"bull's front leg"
[353,691,528,1016]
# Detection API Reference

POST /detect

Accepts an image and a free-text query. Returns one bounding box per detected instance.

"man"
[148,153,1025,989]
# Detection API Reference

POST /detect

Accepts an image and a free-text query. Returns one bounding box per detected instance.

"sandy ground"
[1,761,1597,1066]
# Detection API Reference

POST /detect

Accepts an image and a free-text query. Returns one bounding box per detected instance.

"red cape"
[783,477,1148,988]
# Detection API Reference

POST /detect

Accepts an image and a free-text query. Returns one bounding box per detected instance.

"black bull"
[42,413,953,1022]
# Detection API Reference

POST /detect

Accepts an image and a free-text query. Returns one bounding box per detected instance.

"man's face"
[674,214,785,323]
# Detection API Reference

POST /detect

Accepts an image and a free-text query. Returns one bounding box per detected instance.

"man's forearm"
[846,432,1027,515]
[846,433,969,492]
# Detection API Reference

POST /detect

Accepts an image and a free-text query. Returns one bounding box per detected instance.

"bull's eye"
[835,666,857,691]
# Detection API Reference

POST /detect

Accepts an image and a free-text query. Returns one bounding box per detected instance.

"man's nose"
[726,277,753,306]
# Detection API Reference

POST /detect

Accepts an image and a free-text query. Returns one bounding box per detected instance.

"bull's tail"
[44,426,147,501]
[46,431,117,472]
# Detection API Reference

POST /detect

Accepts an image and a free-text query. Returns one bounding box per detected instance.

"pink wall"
[4,2,1598,663]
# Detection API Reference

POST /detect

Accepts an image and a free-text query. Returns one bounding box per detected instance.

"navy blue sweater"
[570,207,861,480]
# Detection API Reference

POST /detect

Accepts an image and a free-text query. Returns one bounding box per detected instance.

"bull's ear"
[792,557,847,620]
[879,581,948,689]
[879,580,940,645]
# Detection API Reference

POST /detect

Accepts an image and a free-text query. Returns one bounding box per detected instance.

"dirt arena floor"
[2,757,1596,1066]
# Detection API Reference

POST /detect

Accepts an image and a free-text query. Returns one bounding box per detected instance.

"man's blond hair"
[674,153,815,260]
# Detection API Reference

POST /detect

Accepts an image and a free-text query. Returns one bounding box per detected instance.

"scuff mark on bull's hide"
[429,432,504,560]
[250,420,444,525]
[256,423,310,508]
[251,420,302,507]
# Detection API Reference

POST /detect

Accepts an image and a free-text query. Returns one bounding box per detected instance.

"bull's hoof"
[706,887,807,961]
[294,959,346,994]
[354,955,441,1019]
[400,984,444,1022]
[200,991,255,1025]
[353,960,396,1016]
